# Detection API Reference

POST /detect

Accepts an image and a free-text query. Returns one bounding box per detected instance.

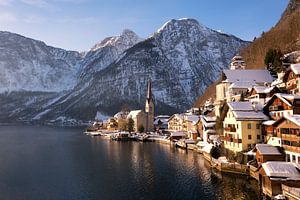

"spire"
[147,79,152,101]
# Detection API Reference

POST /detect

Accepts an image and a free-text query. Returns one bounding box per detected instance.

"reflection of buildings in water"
[210,171,260,199]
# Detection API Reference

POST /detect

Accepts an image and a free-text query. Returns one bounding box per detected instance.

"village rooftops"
[290,63,300,75]
[222,69,274,84]
[233,111,269,121]
[254,144,282,155]
[273,114,300,127]
[262,120,276,126]
[228,102,255,111]
[228,81,256,89]
[265,93,300,108]
[184,115,200,123]
[262,161,300,179]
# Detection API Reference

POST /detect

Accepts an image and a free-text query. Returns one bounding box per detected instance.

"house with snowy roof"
[248,85,280,106]
[215,55,273,117]
[282,63,300,94]
[259,161,300,198]
[198,115,216,143]
[154,115,170,131]
[223,101,268,153]
[263,93,300,120]
[253,144,284,165]
[168,113,200,140]
[271,115,300,164]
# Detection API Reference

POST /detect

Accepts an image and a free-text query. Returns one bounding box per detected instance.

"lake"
[0,125,260,200]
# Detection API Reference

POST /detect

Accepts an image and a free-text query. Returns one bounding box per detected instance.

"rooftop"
[233,111,268,121]
[262,161,300,179]
[223,69,274,84]
[254,144,282,155]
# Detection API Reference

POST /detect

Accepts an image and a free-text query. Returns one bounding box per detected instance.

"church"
[126,79,154,132]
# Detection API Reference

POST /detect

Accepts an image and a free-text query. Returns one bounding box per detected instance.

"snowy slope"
[0,31,82,92]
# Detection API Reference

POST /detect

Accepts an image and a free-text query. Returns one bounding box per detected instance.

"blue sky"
[0,0,289,51]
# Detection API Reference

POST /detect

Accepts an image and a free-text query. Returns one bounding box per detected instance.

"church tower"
[145,79,154,132]
[230,55,246,70]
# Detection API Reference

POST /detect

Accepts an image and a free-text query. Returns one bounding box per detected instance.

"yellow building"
[223,102,268,153]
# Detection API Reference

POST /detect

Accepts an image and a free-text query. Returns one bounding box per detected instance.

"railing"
[283,145,300,153]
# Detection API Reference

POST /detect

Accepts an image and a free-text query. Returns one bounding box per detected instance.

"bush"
[210,146,221,159]
[138,125,145,133]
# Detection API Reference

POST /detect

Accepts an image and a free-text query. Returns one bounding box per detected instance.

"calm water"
[0,125,260,200]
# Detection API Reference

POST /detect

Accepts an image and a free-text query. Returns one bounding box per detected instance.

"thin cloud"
[0,11,17,23]
[20,0,49,8]
[0,0,12,5]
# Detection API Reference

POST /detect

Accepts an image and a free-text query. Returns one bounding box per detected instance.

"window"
[292,155,296,162]
[247,123,251,129]
[286,154,291,162]
[247,144,252,149]
[256,124,260,129]
[248,135,252,140]
[236,124,238,129]
[257,135,261,140]
[298,157,300,164]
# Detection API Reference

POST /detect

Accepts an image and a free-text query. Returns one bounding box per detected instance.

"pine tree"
[264,49,283,77]
[127,118,134,133]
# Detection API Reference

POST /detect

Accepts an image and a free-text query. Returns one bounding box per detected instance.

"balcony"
[283,145,300,154]
[224,127,237,132]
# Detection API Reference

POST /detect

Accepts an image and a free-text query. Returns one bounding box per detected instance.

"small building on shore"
[253,144,284,165]
[259,161,300,198]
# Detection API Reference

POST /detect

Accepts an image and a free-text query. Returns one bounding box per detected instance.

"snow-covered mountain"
[0,31,82,93]
[79,29,142,82]
[0,19,249,123]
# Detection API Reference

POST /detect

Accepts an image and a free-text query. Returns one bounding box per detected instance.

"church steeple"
[146,79,152,102]
[145,79,154,132]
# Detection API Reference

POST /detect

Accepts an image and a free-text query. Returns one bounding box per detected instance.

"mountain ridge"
[0,18,248,123]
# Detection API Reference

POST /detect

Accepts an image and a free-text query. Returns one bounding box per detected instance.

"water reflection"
[0,126,260,200]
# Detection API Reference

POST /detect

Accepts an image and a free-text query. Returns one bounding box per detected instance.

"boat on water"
[175,139,196,149]
[111,132,130,141]
[84,131,102,136]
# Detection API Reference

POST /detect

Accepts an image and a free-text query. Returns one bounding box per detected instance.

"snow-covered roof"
[223,69,274,83]
[154,118,168,125]
[254,144,282,155]
[262,162,300,178]
[170,132,186,137]
[114,111,127,120]
[156,115,170,119]
[282,114,300,127]
[127,110,143,119]
[291,64,300,75]
[271,93,300,107]
[184,115,200,123]
[201,115,216,122]
[228,102,254,111]
[229,81,256,89]
[168,113,184,122]
[251,86,274,94]
[233,111,268,121]
[262,120,276,126]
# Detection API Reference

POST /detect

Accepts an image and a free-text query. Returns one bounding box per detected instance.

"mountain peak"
[154,18,210,36]
[90,29,141,52]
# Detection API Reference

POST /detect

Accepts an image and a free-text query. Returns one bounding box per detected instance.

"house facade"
[273,115,300,164]
[223,102,268,153]
[282,64,300,94]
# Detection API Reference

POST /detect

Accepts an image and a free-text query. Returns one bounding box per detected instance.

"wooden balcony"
[283,145,300,154]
